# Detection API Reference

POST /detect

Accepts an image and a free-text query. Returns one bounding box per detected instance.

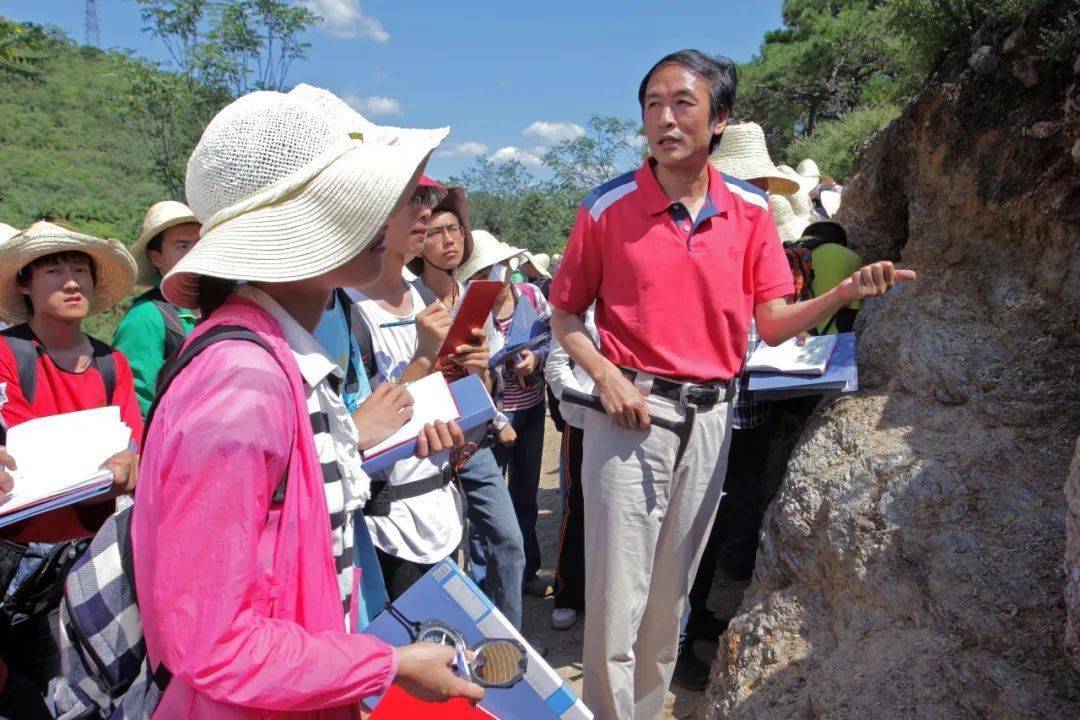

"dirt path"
[525,418,716,719]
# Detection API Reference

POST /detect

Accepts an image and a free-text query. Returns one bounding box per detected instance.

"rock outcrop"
[703,7,1080,719]
[1066,439,1080,673]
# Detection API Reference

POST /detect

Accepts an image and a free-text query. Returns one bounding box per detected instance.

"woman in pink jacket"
[131,86,483,717]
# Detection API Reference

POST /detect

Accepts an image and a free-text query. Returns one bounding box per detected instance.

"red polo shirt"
[550,159,794,383]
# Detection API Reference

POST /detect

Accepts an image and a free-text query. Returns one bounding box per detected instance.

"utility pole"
[85,0,100,47]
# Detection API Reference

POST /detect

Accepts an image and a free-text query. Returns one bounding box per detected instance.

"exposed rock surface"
[702,8,1080,720]
[1067,439,1080,673]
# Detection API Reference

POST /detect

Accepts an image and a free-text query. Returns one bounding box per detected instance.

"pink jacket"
[132,297,396,718]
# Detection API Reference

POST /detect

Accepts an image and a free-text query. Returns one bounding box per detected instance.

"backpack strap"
[153,300,186,361]
[86,337,116,404]
[143,325,288,504]
[336,288,376,381]
[1,326,40,405]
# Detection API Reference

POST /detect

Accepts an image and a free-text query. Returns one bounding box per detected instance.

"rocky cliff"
[703,7,1080,719]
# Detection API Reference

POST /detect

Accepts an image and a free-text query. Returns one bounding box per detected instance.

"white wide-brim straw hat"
[710,123,799,196]
[530,252,552,278]
[131,200,198,286]
[0,223,20,244]
[0,221,136,323]
[820,189,842,218]
[796,158,836,186]
[769,195,810,246]
[163,84,449,309]
[454,230,526,283]
[777,164,818,196]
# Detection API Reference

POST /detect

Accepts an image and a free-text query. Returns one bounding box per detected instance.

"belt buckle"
[677,382,692,414]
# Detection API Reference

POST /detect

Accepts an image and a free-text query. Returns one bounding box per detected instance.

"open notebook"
[0,406,131,527]
[745,334,839,376]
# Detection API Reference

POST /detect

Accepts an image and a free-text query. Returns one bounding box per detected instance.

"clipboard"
[437,280,503,358]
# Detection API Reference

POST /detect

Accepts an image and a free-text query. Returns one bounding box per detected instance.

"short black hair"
[146,232,164,255]
[638,50,738,152]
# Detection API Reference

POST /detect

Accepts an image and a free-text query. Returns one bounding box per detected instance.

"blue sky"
[0,0,784,180]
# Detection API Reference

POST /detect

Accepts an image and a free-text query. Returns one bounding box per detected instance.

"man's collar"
[236,285,342,389]
[635,157,733,216]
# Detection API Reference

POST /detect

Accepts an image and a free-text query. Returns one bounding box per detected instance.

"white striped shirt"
[347,282,463,565]
[238,286,367,629]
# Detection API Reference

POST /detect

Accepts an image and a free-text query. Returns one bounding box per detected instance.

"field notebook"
[0,406,131,528]
[748,332,858,400]
[745,334,839,376]
[361,374,497,475]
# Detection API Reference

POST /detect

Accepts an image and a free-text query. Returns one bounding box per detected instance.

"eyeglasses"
[426,223,464,240]
[408,192,441,212]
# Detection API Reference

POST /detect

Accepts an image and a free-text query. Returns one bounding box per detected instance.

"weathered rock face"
[702,8,1080,720]
[1066,439,1080,673]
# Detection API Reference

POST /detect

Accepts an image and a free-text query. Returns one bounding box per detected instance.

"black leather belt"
[620,368,736,409]
[363,466,454,517]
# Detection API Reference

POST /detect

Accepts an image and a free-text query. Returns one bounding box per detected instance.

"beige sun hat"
[454,230,526,283]
[777,164,818,195]
[820,189,842,218]
[0,223,20,244]
[529,252,552,278]
[130,201,199,286]
[163,85,449,309]
[710,123,799,195]
[795,158,836,187]
[0,221,136,323]
[768,195,810,245]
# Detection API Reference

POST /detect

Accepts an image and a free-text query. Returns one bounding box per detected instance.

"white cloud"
[436,141,488,158]
[302,0,389,42]
[342,93,402,117]
[491,146,547,167]
[522,121,585,144]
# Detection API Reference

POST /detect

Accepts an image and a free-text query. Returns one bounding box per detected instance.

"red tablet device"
[437,280,504,358]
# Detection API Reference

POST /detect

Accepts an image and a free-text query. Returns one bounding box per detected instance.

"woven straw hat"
[130,201,199,286]
[796,158,836,186]
[710,123,799,195]
[0,223,20,246]
[820,189,842,218]
[0,221,136,323]
[530,252,552,278]
[163,85,449,308]
[453,230,525,283]
[777,164,818,195]
[787,186,820,222]
[768,195,810,245]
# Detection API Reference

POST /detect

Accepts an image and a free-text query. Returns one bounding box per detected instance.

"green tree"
[543,116,644,196]
[0,17,50,79]
[126,0,319,196]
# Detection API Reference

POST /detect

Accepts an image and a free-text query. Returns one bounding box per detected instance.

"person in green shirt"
[112,201,200,415]
[810,239,862,334]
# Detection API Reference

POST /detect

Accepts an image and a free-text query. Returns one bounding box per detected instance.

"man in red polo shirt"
[549,50,915,720]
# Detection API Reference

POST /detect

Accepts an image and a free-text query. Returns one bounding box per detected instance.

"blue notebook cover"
[0,480,112,529]
[363,560,593,719]
[361,374,496,476]
[489,332,551,369]
[748,332,858,401]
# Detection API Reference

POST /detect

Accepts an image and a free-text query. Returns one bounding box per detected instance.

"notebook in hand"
[361,374,497,475]
[0,406,131,528]
[438,280,503,358]
[746,334,838,376]
[748,333,858,400]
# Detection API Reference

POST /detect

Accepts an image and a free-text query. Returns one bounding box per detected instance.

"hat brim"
[820,190,842,218]
[453,243,525,284]
[0,231,136,323]
[163,128,447,309]
[131,212,199,286]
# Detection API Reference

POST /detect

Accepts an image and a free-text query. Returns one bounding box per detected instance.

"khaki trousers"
[581,393,733,720]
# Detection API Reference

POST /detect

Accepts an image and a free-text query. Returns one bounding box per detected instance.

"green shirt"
[112,286,196,416]
[810,242,862,334]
